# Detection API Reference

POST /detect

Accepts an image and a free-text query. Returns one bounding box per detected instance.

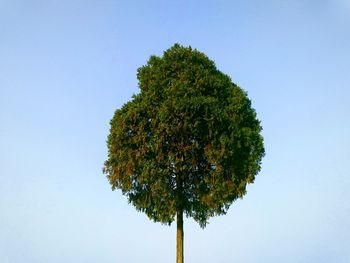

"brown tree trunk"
[176,209,184,263]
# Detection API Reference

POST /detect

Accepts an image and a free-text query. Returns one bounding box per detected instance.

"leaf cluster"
[104,44,265,227]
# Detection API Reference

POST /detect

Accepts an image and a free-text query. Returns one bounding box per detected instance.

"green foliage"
[104,44,265,227]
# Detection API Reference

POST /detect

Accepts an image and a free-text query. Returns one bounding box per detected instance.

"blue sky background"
[1,0,349,262]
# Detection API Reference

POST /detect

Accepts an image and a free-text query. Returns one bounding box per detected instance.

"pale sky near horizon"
[1,1,350,262]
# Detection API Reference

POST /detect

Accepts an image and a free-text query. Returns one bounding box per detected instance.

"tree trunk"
[176,209,184,263]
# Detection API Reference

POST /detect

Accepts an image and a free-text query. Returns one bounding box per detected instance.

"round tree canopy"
[104,44,264,227]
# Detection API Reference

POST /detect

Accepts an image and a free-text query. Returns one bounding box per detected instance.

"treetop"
[104,44,264,227]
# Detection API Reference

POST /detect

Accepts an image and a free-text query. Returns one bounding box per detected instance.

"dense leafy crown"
[104,44,264,227]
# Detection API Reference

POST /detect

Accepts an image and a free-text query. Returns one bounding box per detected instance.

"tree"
[103,44,265,263]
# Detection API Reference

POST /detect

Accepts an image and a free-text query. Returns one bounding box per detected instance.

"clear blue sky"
[1,0,349,262]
